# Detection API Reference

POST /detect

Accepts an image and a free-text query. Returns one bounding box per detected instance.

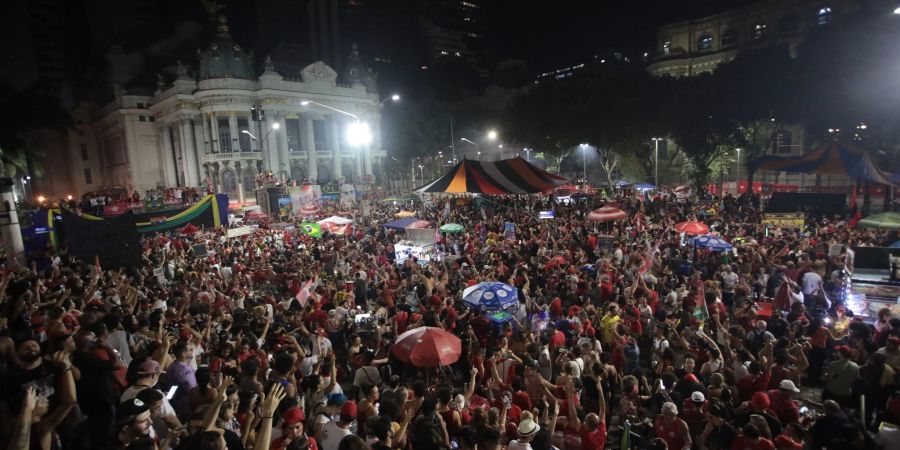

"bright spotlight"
[271,122,281,130]
[391,94,401,101]
[346,121,372,146]
[487,130,498,140]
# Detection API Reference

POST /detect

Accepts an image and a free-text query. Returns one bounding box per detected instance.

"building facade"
[78,17,384,202]
[647,0,858,77]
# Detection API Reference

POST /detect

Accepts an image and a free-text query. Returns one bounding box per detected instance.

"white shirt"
[801,271,823,295]
[318,420,352,450]
[721,271,739,292]
[507,440,534,450]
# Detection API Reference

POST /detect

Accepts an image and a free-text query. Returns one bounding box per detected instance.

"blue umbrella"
[462,282,519,311]
[890,240,900,248]
[689,234,733,251]
[630,182,656,190]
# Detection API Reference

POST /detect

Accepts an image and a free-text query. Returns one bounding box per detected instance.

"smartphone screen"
[166,385,178,400]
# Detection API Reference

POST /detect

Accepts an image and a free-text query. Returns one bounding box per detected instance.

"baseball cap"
[282,407,305,425]
[835,345,853,358]
[751,391,771,410]
[684,374,699,384]
[517,418,540,437]
[136,360,161,376]
[691,391,706,403]
[340,400,358,422]
[327,393,348,407]
[116,398,150,424]
[779,379,801,393]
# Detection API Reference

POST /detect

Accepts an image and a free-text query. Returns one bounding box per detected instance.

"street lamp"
[652,137,663,187]
[523,147,531,161]
[735,147,742,185]
[459,137,479,159]
[241,122,282,148]
[487,130,498,140]
[580,144,589,182]
[894,6,900,14]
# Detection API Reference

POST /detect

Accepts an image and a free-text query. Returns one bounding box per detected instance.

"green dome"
[198,16,254,80]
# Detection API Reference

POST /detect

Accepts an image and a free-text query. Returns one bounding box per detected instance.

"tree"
[0,82,72,192]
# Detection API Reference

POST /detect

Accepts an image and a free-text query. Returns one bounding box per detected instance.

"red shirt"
[737,370,772,402]
[580,422,607,450]
[765,390,799,424]
[549,330,566,351]
[730,435,775,450]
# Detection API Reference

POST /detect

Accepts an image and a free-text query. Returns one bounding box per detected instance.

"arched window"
[721,28,738,46]
[291,165,305,182]
[817,7,832,25]
[242,167,256,192]
[221,169,237,193]
[697,35,713,51]
[751,23,767,40]
[779,14,799,33]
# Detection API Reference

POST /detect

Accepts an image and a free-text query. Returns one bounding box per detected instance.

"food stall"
[843,246,900,321]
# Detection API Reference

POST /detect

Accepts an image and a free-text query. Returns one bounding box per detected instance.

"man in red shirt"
[565,378,607,450]
[730,424,774,450]
[766,380,801,425]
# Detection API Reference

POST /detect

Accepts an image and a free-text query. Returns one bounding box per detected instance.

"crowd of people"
[2,189,900,450]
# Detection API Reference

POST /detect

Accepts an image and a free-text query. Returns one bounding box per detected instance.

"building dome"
[197,15,254,80]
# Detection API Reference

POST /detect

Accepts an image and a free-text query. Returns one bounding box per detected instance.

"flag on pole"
[848,186,861,228]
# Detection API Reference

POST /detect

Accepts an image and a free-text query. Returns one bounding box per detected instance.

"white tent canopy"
[317,216,353,225]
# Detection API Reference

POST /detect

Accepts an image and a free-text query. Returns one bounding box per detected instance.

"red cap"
[889,336,900,345]
[586,327,596,338]
[773,435,803,450]
[836,345,854,358]
[410,313,422,322]
[282,407,305,425]
[684,373,699,384]
[751,391,770,410]
[340,400,357,421]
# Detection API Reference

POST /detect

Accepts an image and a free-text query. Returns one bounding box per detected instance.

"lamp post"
[652,137,663,187]
[735,147,741,184]
[580,143,588,182]
[459,138,479,159]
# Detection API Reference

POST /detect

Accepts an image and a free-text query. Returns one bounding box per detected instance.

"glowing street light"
[487,130,498,140]
[580,143,589,181]
[894,6,900,14]
[652,137,663,187]
[346,121,373,146]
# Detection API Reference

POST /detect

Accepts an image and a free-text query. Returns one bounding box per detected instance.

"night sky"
[483,0,760,71]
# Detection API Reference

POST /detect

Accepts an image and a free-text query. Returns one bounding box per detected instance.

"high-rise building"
[419,0,488,76]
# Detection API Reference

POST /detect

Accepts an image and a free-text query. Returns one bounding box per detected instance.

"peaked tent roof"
[416,157,567,194]
[747,141,897,186]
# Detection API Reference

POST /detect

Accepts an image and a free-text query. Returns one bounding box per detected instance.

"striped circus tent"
[748,141,897,186]
[416,157,567,194]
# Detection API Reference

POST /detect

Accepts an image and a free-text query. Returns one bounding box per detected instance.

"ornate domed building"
[82,16,385,202]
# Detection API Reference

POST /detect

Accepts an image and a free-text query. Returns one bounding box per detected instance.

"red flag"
[94,254,102,277]
[848,186,861,228]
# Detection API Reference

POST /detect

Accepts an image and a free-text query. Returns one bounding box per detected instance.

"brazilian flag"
[301,223,322,238]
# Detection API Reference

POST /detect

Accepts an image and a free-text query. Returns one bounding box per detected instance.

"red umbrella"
[587,206,626,222]
[674,221,709,235]
[392,326,461,367]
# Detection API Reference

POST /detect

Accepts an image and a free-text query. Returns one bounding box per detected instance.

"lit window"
[752,23,767,40]
[440,50,448,55]
[817,7,832,24]
[454,51,461,56]
[697,35,713,51]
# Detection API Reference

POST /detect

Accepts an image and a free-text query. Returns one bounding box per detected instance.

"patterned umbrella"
[689,234,733,251]
[462,281,519,311]
[299,203,320,217]
[439,223,464,233]
[587,206,626,222]
[674,221,709,235]
[392,326,462,367]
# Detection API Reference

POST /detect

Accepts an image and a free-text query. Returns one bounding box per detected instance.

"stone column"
[0,178,24,264]
[209,114,220,153]
[363,147,372,177]
[228,112,240,152]
[330,118,342,180]
[304,117,318,182]
[264,113,278,171]
[201,114,212,154]
[160,125,178,186]
[277,115,289,178]
[179,119,199,186]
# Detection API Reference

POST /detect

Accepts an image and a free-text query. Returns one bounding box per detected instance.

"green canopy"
[439,223,464,233]
[859,212,900,230]
[300,222,323,238]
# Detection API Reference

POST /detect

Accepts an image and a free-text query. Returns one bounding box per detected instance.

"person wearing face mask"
[121,359,183,435]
